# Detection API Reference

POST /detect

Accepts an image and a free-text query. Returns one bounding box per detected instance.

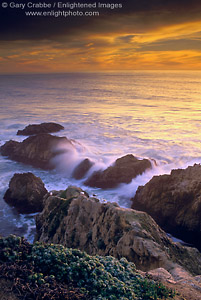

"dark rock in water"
[35,185,201,275]
[4,172,47,213]
[72,158,94,180]
[17,122,64,136]
[131,164,201,250]
[84,154,152,188]
[0,140,20,156]
[0,133,75,170]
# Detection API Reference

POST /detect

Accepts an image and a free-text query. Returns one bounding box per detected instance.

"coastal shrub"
[0,235,175,300]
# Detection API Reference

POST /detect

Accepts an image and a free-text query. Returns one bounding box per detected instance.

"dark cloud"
[116,35,135,43]
[0,0,201,41]
[137,38,201,52]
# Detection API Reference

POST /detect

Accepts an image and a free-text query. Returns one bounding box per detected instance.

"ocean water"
[1,70,201,241]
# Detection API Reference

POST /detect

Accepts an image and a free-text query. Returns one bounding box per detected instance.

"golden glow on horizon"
[1,19,201,73]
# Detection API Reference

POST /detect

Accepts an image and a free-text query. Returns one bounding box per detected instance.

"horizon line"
[1,69,201,76]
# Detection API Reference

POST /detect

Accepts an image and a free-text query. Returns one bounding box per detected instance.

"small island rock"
[84,154,152,188]
[72,158,94,180]
[4,172,47,213]
[0,133,75,170]
[17,122,64,136]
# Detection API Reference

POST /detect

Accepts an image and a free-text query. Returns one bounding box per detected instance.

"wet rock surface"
[0,133,74,169]
[4,172,47,213]
[72,158,94,180]
[84,154,152,188]
[17,122,64,136]
[131,164,201,250]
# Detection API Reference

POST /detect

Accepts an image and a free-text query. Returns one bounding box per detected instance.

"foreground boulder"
[4,173,47,213]
[131,164,201,250]
[0,133,74,169]
[84,154,152,188]
[17,122,64,136]
[35,186,201,275]
[72,158,94,180]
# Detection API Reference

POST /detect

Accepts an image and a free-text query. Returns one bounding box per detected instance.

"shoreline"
[0,123,201,299]
[1,122,201,250]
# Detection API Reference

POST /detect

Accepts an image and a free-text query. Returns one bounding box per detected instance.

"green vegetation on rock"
[0,235,175,300]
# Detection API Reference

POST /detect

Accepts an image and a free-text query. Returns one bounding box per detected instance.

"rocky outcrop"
[72,158,94,180]
[4,173,47,213]
[84,154,152,188]
[0,133,75,169]
[17,122,64,136]
[35,186,201,275]
[131,164,201,250]
[144,267,201,300]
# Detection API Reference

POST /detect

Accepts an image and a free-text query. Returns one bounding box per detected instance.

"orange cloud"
[1,18,201,73]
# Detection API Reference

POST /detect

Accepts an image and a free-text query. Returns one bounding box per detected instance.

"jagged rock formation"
[35,186,201,275]
[17,122,64,136]
[4,173,47,213]
[131,164,201,250]
[0,133,74,169]
[84,154,152,188]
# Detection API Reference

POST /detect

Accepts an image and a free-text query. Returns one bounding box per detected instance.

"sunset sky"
[1,0,201,73]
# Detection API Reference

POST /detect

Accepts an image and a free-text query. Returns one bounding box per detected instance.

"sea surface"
[0,70,201,241]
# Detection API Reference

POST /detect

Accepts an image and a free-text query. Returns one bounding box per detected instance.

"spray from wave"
[50,139,201,210]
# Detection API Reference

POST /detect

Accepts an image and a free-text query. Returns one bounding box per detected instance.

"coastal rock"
[131,164,201,250]
[4,173,47,213]
[72,158,94,180]
[0,133,75,169]
[17,122,64,136]
[145,267,201,300]
[0,140,20,156]
[35,186,201,275]
[84,154,152,188]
